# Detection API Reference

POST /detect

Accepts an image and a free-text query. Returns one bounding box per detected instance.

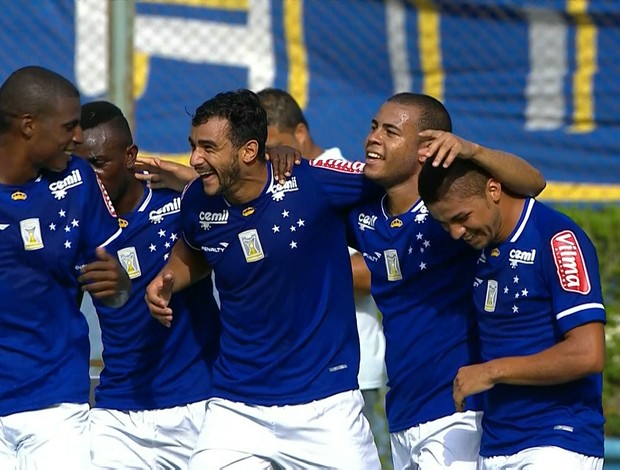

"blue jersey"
[181,159,379,405]
[474,198,605,457]
[93,185,220,410]
[348,198,480,432]
[0,157,122,416]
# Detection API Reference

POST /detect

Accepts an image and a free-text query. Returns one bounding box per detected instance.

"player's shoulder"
[308,148,365,175]
[530,200,588,239]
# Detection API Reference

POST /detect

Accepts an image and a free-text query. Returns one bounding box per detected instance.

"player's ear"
[240,139,259,164]
[126,144,139,169]
[487,178,502,203]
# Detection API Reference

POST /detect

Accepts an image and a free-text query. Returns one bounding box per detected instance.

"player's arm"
[134,157,198,192]
[418,130,546,197]
[452,322,605,411]
[351,251,371,295]
[79,246,132,308]
[265,145,302,184]
[145,237,211,327]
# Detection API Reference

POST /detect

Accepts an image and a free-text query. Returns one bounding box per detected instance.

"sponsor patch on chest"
[551,230,590,294]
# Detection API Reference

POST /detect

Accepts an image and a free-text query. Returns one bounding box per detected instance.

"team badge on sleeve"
[309,158,365,174]
[238,229,264,262]
[20,218,44,251]
[551,230,591,294]
[384,249,402,281]
[117,247,142,279]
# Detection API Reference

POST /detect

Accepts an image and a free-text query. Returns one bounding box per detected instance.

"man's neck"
[115,179,147,216]
[224,161,269,205]
[384,177,421,217]
[0,144,38,185]
[496,196,528,244]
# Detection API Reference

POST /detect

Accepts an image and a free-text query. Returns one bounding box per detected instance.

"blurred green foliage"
[554,204,620,435]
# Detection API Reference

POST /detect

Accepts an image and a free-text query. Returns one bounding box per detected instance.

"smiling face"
[73,122,137,205]
[29,95,83,172]
[363,101,422,188]
[189,117,242,198]
[426,180,503,250]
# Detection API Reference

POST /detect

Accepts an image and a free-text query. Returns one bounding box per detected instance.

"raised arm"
[145,237,211,327]
[418,129,546,197]
[452,322,604,411]
[134,156,198,192]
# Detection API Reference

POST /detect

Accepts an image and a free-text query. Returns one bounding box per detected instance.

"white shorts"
[390,410,482,470]
[189,390,381,469]
[480,446,603,470]
[0,403,89,470]
[90,400,207,469]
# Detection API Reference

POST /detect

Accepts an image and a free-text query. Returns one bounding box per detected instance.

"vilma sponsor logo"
[149,197,181,224]
[551,230,591,294]
[49,169,83,200]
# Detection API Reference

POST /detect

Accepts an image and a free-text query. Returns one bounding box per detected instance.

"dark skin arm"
[78,246,131,308]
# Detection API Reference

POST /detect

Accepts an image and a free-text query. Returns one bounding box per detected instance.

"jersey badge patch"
[384,249,402,281]
[390,218,403,228]
[20,218,44,251]
[242,207,255,217]
[117,247,142,279]
[11,191,27,201]
[484,279,498,312]
[551,230,590,294]
[490,248,500,257]
[239,229,264,262]
[309,158,365,174]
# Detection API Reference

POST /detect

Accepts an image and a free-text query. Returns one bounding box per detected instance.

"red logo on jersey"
[550,230,590,294]
[95,174,118,218]
[310,158,365,174]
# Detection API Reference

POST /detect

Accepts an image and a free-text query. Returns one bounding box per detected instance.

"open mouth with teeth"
[366,152,384,160]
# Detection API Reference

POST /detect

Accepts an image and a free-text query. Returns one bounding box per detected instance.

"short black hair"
[257,88,308,131]
[193,89,267,161]
[418,158,491,205]
[387,93,452,133]
[0,65,79,133]
[80,101,133,147]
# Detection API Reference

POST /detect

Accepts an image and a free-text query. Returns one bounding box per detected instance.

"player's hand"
[418,130,481,168]
[145,270,175,327]
[265,145,302,184]
[452,363,495,412]
[79,247,131,306]
[134,156,198,192]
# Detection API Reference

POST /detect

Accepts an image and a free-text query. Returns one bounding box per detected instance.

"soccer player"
[146,89,381,469]
[418,157,605,470]
[346,93,546,469]
[257,87,388,452]
[73,101,220,469]
[0,66,130,469]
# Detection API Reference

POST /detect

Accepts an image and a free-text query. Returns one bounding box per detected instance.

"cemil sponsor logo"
[149,197,181,224]
[509,248,536,265]
[199,210,229,230]
[268,177,299,201]
[358,213,377,231]
[49,169,83,199]
[551,230,591,294]
[11,191,27,201]
[309,158,365,174]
